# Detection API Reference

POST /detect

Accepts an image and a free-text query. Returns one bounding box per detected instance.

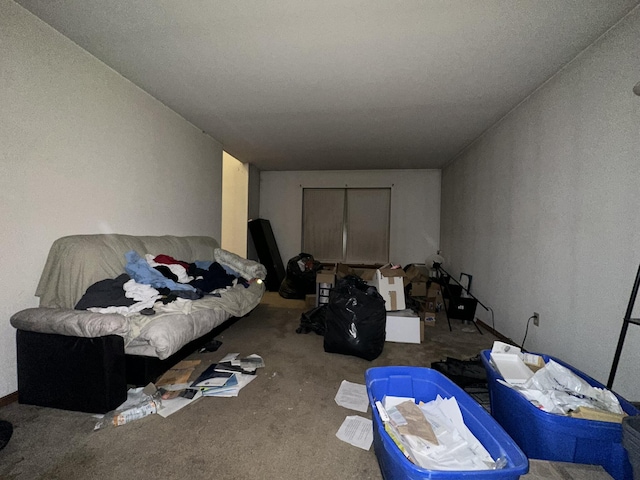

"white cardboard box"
[361,267,406,311]
[315,268,336,307]
[385,309,421,344]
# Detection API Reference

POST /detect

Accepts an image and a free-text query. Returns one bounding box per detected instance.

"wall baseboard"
[0,391,18,408]
[475,319,519,347]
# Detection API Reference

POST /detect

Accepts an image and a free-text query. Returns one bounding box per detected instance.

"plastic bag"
[278,253,322,299]
[94,388,162,430]
[296,305,327,335]
[502,359,624,415]
[323,275,386,361]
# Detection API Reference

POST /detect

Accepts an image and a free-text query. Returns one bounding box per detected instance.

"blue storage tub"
[365,366,529,480]
[480,349,639,480]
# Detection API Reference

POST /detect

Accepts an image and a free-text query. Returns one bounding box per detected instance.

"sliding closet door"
[302,187,390,265]
[302,188,345,263]
[345,188,390,265]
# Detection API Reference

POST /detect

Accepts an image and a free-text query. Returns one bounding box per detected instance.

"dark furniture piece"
[435,265,483,333]
[248,219,285,291]
[16,318,240,413]
[17,330,127,413]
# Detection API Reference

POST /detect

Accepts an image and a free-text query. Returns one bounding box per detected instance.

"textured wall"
[441,7,640,398]
[0,1,223,397]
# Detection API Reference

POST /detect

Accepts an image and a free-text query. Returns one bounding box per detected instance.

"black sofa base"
[16,330,127,414]
[15,317,240,414]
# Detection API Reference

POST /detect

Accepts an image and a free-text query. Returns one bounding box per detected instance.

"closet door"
[345,188,390,265]
[302,187,390,265]
[302,188,345,263]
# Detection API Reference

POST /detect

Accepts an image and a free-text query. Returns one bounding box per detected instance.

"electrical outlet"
[533,312,540,327]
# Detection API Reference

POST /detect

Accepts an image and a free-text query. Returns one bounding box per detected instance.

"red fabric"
[153,254,190,269]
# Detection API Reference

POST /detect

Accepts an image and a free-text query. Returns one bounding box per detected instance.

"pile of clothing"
[74,251,249,315]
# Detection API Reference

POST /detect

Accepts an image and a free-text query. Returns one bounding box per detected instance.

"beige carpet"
[0,292,534,479]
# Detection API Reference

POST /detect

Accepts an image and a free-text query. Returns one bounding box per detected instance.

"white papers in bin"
[412,395,494,471]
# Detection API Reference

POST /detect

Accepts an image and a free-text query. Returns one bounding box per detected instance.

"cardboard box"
[315,267,336,307]
[404,264,429,282]
[423,284,443,314]
[362,266,406,311]
[336,263,354,280]
[410,282,427,297]
[404,264,429,297]
[305,294,316,310]
[419,310,436,327]
[385,309,421,343]
[426,281,441,299]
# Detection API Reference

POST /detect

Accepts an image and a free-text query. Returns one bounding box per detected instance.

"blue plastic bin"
[480,349,639,480]
[365,367,529,480]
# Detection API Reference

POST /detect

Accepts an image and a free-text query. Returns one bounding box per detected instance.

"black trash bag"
[279,253,322,299]
[296,305,327,335]
[323,275,386,361]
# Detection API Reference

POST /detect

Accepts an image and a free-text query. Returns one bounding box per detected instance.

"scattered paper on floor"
[157,388,202,418]
[336,415,373,451]
[335,380,369,413]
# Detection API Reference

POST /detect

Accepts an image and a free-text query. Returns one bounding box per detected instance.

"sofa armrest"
[214,248,267,281]
[11,307,129,338]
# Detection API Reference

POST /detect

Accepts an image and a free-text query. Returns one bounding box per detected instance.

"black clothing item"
[0,420,13,451]
[154,265,178,282]
[75,274,136,310]
[189,262,235,293]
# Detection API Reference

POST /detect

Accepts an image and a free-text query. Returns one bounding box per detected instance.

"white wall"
[0,1,223,398]
[441,7,640,399]
[260,170,441,268]
[221,152,249,256]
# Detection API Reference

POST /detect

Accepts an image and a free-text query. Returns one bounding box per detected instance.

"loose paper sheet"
[157,388,203,418]
[334,380,369,413]
[336,415,373,451]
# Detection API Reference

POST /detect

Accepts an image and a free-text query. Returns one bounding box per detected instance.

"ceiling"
[15,0,640,171]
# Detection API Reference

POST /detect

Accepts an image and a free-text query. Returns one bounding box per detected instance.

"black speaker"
[248,218,286,291]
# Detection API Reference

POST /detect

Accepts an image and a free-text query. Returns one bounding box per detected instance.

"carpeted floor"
[0,292,506,479]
